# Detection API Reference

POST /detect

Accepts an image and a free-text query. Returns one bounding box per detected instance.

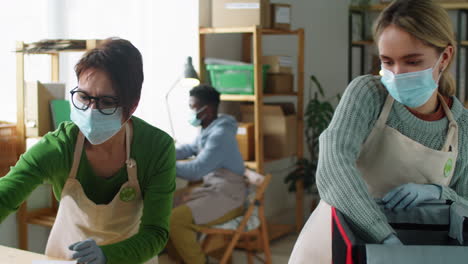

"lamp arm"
[165,77,181,140]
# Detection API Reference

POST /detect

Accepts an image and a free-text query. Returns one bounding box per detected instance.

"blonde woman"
[289,0,468,262]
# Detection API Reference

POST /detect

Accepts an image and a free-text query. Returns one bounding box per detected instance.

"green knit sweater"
[317,75,468,243]
[0,117,175,264]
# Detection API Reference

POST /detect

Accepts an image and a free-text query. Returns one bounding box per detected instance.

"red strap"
[332,207,353,264]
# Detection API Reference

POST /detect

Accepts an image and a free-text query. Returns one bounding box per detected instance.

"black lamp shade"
[184,57,199,79]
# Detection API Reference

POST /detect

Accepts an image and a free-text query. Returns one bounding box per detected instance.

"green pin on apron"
[444,158,453,177]
[120,186,137,202]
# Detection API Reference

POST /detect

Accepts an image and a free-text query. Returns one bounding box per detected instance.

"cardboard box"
[236,122,255,161]
[200,0,212,27]
[212,0,271,28]
[240,103,297,159]
[271,3,291,30]
[24,81,65,137]
[263,55,293,73]
[266,73,294,94]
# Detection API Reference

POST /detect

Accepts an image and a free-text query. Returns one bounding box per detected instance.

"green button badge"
[120,187,136,202]
[444,158,453,178]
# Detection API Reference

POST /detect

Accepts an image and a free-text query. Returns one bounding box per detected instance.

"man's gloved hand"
[382,233,403,245]
[69,238,106,264]
[382,183,441,211]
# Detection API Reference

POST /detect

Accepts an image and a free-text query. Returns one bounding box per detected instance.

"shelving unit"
[349,2,468,102]
[199,26,305,237]
[15,39,101,250]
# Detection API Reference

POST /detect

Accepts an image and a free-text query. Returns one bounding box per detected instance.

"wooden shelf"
[199,26,305,232]
[200,27,302,35]
[261,29,304,35]
[350,3,468,12]
[244,161,257,170]
[352,40,374,46]
[460,41,468,47]
[25,208,56,227]
[265,92,297,97]
[19,49,87,55]
[18,39,102,54]
[244,156,296,170]
[220,94,256,102]
[220,93,298,102]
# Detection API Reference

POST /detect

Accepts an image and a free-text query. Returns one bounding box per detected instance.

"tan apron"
[289,94,458,264]
[45,123,158,264]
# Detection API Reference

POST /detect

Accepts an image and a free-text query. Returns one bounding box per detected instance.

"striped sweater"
[316,75,468,243]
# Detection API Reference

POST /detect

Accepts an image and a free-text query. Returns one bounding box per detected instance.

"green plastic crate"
[206,64,270,95]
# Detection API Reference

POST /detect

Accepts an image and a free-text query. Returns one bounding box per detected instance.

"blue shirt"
[175,115,245,180]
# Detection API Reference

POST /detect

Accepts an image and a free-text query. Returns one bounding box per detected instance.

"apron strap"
[124,122,139,187]
[69,132,85,180]
[69,122,139,187]
[439,94,459,153]
[375,95,394,128]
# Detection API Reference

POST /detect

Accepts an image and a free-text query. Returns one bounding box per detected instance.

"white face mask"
[70,106,124,145]
[380,53,445,108]
[188,105,207,127]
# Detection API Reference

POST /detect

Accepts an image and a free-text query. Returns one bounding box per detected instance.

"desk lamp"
[165,56,200,139]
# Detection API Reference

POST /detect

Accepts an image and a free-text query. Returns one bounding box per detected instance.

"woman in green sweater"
[290,0,468,263]
[1,39,175,264]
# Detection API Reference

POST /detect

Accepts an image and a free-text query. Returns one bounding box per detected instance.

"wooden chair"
[199,170,272,264]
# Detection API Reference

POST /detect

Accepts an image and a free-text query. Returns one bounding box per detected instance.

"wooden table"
[0,245,71,263]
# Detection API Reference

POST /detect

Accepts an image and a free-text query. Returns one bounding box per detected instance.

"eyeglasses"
[70,87,120,115]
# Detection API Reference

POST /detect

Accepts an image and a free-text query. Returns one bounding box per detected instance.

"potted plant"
[284,75,340,210]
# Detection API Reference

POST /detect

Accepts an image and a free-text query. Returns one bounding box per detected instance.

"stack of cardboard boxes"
[200,0,297,161]
[264,55,294,94]
[238,103,297,160]
[200,0,292,30]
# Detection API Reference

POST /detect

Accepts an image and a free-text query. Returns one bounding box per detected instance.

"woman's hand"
[69,238,106,264]
[382,183,441,211]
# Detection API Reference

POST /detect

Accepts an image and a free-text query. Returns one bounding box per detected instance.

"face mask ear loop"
[196,105,208,115]
[434,49,447,84]
[195,105,208,123]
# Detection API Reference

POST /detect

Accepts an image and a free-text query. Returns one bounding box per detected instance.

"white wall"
[264,0,349,223]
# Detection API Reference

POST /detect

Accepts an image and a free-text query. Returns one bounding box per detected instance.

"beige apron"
[289,94,458,264]
[185,168,246,224]
[45,123,158,264]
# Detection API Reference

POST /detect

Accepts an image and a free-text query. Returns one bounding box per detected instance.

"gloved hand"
[382,183,441,211]
[382,234,403,245]
[69,238,106,264]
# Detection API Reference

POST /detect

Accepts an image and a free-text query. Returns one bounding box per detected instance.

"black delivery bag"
[332,201,468,264]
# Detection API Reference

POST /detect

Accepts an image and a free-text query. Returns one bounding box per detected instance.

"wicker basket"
[0,122,17,176]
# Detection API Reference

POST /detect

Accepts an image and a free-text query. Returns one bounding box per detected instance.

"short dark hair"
[75,38,143,118]
[189,84,220,107]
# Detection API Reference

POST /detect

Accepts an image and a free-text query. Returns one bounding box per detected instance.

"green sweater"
[317,75,468,243]
[0,116,175,264]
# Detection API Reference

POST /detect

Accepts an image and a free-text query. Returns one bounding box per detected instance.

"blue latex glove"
[382,183,441,211]
[69,238,106,264]
[382,234,403,245]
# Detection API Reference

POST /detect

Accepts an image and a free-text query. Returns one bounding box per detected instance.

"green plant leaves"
[285,74,340,193]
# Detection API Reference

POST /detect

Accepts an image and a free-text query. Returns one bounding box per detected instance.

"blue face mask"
[70,106,124,145]
[188,105,207,127]
[380,54,444,108]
